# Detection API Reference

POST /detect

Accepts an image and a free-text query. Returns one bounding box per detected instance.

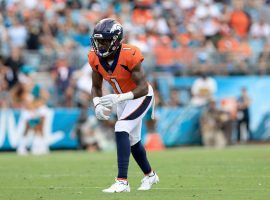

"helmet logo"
[94,34,103,38]
[110,23,122,33]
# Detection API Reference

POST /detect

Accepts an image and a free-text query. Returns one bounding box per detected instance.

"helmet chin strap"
[100,51,110,57]
[99,41,121,58]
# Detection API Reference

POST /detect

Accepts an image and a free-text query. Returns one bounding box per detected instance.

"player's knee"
[115,121,131,134]
[130,138,140,146]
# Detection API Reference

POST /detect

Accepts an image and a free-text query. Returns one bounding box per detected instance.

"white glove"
[100,92,134,107]
[100,94,120,108]
[93,97,110,120]
[95,104,110,120]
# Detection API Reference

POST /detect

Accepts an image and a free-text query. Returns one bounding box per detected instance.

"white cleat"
[102,179,131,193]
[138,171,159,191]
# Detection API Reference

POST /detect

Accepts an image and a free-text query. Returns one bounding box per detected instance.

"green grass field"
[0,145,270,200]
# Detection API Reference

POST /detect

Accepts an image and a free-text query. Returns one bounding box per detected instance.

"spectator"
[200,99,227,148]
[249,31,264,66]
[0,14,8,55]
[218,31,240,53]
[132,5,153,25]
[229,1,251,38]
[236,87,252,142]
[79,115,116,152]
[174,35,195,74]
[258,43,270,74]
[154,36,176,73]
[0,56,9,107]
[168,88,184,107]
[73,23,91,47]
[50,56,75,107]
[26,20,41,50]
[7,17,27,48]
[250,18,270,40]
[4,47,24,89]
[195,0,221,20]
[11,68,50,155]
[191,72,217,106]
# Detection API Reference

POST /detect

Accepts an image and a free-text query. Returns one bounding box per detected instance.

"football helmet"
[91,18,123,57]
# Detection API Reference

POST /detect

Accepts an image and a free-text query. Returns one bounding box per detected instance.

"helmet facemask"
[91,31,122,58]
[91,19,123,58]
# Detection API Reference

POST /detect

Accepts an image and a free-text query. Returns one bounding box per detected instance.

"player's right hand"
[95,104,110,120]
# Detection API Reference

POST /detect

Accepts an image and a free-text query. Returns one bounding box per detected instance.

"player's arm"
[130,63,148,98]
[91,70,103,98]
[91,70,103,107]
[91,70,111,120]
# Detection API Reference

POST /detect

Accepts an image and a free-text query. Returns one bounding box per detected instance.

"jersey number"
[111,78,123,94]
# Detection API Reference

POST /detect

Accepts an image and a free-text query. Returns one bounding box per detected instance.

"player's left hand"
[100,94,120,107]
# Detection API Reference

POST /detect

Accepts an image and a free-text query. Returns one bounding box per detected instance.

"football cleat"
[137,171,159,191]
[102,179,130,193]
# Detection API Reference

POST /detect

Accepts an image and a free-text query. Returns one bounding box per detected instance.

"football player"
[89,18,159,193]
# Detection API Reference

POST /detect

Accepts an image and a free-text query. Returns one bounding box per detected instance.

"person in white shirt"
[191,73,217,106]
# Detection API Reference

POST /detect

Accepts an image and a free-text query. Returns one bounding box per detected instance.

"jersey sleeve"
[128,46,144,71]
[88,50,98,72]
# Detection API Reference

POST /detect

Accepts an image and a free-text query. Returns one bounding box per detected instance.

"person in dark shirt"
[4,47,24,89]
[237,87,252,142]
[26,21,41,50]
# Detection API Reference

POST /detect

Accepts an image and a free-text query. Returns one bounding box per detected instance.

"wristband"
[93,97,100,107]
[118,92,134,102]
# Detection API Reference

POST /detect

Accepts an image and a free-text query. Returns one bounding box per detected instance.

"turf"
[0,145,269,200]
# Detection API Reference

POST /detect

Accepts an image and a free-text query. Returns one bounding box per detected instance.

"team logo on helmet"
[110,23,122,33]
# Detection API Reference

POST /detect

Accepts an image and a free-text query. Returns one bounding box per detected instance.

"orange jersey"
[88,44,144,94]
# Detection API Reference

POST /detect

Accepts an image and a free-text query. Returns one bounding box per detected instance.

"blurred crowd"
[0,0,270,106]
[0,0,270,75]
[0,0,265,151]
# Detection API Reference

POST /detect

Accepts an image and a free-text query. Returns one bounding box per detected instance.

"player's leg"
[102,131,131,193]
[103,86,157,192]
[130,122,151,174]
[102,102,131,193]
[116,131,130,179]
[116,93,158,191]
[115,96,153,178]
[130,122,159,191]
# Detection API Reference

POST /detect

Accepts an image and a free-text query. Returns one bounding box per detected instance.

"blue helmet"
[91,18,123,57]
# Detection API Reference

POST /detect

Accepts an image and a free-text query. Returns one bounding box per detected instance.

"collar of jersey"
[98,45,122,74]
